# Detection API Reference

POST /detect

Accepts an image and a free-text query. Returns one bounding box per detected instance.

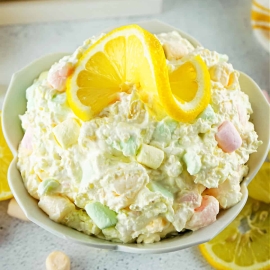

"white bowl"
[2,20,270,254]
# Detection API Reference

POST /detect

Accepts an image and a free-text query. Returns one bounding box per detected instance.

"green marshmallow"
[164,118,178,133]
[218,54,229,62]
[183,151,202,175]
[120,136,138,157]
[152,122,171,143]
[198,105,215,120]
[148,182,174,200]
[85,202,117,230]
[38,179,60,196]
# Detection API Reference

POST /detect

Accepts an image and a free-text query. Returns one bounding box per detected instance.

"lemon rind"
[66,25,211,123]
[66,24,163,121]
[158,55,211,123]
[199,244,270,270]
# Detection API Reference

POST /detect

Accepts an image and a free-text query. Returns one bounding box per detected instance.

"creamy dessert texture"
[17,30,261,244]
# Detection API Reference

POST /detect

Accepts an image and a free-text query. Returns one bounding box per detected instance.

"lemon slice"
[248,162,270,204]
[162,55,211,122]
[199,197,270,270]
[67,24,211,122]
[67,24,169,121]
[0,111,13,201]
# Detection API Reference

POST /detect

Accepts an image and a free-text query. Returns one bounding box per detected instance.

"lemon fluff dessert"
[17,25,261,244]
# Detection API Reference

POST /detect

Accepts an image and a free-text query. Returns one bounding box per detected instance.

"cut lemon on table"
[248,162,270,204]
[67,24,211,122]
[199,197,270,270]
[0,111,13,201]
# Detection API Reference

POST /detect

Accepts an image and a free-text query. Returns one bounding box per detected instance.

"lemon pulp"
[67,25,211,123]
[199,197,270,270]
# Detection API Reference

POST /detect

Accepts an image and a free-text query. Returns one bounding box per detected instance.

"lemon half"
[248,162,270,204]
[199,197,270,270]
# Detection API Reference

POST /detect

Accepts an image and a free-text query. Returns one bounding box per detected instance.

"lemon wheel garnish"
[67,24,169,121]
[67,24,211,122]
[0,111,13,201]
[248,162,270,204]
[165,55,211,122]
[199,197,270,270]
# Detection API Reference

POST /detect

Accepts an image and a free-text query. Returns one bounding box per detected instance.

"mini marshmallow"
[185,195,219,231]
[209,62,232,86]
[48,62,73,92]
[21,127,33,152]
[53,118,80,149]
[136,144,164,169]
[46,251,70,270]
[38,195,75,222]
[163,42,188,60]
[7,198,29,221]
[183,151,202,175]
[215,121,242,153]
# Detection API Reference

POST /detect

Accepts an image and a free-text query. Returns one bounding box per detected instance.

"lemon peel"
[0,111,13,201]
[199,197,270,270]
[248,162,270,203]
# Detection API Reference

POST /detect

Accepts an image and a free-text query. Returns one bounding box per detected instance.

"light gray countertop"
[0,0,269,269]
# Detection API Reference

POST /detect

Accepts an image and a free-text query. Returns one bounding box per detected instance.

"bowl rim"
[2,19,270,254]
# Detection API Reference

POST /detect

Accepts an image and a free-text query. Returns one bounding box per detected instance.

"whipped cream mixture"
[17,31,261,243]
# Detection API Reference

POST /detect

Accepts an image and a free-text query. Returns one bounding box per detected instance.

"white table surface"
[0,0,269,269]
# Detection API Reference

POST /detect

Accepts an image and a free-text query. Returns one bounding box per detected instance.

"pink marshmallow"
[47,62,73,92]
[177,191,202,209]
[21,128,33,152]
[215,121,242,153]
[185,195,219,231]
[58,63,73,77]
[48,71,66,91]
